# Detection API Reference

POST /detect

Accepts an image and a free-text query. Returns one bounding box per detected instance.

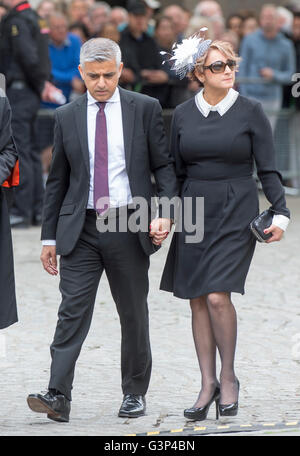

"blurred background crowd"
[0,0,300,228]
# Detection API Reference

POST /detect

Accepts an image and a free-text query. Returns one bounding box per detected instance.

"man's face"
[49,17,68,44]
[164,6,186,35]
[91,6,109,31]
[69,0,88,22]
[128,13,148,35]
[78,59,123,102]
[37,1,56,19]
[260,7,279,35]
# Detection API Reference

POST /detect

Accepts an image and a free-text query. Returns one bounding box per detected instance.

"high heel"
[218,379,240,417]
[184,386,220,421]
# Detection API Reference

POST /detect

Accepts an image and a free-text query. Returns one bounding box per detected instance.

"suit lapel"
[119,87,135,174]
[73,93,90,175]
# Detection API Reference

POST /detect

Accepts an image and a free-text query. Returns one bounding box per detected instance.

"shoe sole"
[27,397,69,423]
[219,410,238,417]
[118,411,145,418]
[183,412,207,421]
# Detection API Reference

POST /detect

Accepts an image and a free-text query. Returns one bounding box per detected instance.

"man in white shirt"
[27,38,177,422]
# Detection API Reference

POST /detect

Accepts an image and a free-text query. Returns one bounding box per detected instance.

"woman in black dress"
[160,37,290,420]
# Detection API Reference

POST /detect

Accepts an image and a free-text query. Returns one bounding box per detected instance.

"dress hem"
[159,287,245,299]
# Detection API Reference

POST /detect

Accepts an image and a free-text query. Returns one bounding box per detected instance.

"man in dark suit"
[27,37,177,422]
[0,93,18,330]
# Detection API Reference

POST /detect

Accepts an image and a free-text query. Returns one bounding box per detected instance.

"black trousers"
[48,211,151,401]
[7,86,44,220]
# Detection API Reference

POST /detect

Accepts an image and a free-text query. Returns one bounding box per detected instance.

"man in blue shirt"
[47,12,85,105]
[238,4,296,130]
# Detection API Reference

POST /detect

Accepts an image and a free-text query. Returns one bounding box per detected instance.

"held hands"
[264,224,284,243]
[40,246,58,276]
[149,218,173,246]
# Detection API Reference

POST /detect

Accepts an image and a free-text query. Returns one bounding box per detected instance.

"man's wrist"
[42,240,56,246]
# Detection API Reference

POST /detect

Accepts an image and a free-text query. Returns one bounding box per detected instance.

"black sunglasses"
[203,59,237,73]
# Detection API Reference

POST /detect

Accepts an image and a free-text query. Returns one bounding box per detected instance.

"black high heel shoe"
[219,379,240,417]
[184,386,221,421]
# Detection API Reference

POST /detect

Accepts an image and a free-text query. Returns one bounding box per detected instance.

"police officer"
[0,0,52,227]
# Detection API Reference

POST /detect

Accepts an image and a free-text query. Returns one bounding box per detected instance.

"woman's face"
[196,48,236,91]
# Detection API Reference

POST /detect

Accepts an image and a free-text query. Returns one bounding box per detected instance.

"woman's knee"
[206,292,230,312]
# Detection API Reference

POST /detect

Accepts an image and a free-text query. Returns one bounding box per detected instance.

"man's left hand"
[149,218,173,245]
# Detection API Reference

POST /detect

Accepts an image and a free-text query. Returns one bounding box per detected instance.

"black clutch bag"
[250,209,273,242]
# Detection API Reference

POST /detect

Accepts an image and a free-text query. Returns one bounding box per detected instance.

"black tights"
[190,292,239,407]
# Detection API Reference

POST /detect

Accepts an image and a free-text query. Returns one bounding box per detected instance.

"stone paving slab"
[0,195,299,436]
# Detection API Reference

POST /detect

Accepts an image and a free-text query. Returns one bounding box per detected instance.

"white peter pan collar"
[195,88,239,117]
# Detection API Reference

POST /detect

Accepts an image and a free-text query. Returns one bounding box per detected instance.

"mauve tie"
[94,101,109,214]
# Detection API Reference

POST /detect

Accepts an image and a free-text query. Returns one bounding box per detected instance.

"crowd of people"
[1,0,300,109]
[0,0,300,227]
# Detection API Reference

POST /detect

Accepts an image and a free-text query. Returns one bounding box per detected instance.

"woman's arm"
[0,97,18,185]
[251,101,290,220]
[250,101,290,241]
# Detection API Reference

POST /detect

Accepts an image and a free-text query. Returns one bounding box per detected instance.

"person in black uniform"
[0,0,52,227]
[0,93,18,329]
[160,36,290,420]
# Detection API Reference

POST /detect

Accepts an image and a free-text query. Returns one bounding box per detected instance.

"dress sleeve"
[170,110,186,192]
[250,102,290,218]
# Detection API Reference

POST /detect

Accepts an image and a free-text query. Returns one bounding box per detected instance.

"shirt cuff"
[272,214,290,231]
[42,240,56,246]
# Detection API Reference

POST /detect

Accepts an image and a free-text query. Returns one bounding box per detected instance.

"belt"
[86,205,135,219]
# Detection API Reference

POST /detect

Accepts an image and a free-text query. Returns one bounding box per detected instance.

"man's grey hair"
[80,38,122,68]
[89,1,111,17]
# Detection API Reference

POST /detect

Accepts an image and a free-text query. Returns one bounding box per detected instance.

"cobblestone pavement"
[0,195,299,437]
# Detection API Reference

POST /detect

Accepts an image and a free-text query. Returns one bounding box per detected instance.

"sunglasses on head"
[203,59,237,73]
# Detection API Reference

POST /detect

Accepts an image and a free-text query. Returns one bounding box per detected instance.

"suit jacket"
[0,95,18,329]
[41,87,178,256]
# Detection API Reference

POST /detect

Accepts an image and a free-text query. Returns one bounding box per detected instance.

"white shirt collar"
[195,88,239,117]
[87,86,120,106]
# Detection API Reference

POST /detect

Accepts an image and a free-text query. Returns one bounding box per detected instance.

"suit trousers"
[48,210,151,401]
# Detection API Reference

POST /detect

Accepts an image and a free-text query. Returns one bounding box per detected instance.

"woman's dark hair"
[155,15,175,31]
[226,13,243,29]
[69,22,90,41]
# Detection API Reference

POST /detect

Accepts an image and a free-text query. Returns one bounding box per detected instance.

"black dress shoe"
[118,394,146,418]
[27,390,71,422]
[219,379,240,417]
[184,386,220,421]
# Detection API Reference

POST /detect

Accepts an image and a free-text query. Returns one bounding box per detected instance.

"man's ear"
[118,62,124,77]
[78,64,84,81]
